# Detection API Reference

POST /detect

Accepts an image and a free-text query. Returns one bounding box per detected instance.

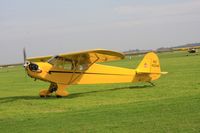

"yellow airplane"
[23,49,167,97]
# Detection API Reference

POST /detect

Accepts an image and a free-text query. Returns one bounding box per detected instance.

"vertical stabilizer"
[136,52,162,81]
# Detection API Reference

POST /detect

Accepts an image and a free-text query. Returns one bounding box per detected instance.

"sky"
[0,0,200,64]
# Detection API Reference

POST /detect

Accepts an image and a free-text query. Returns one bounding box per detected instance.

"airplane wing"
[27,55,53,62]
[27,49,125,63]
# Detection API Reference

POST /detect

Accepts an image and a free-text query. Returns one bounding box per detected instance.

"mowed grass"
[0,51,200,133]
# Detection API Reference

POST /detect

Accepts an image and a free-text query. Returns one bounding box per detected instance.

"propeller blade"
[23,48,28,79]
[23,48,27,63]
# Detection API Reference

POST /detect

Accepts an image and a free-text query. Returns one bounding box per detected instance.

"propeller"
[23,48,30,68]
[23,48,39,72]
[23,47,27,64]
[23,47,28,80]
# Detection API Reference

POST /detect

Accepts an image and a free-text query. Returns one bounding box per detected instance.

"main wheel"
[56,95,62,98]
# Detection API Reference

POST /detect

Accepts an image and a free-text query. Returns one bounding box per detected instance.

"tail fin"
[136,52,167,81]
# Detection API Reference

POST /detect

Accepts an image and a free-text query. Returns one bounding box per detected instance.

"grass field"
[0,51,200,133]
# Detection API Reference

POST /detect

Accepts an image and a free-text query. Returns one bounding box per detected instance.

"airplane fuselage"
[26,62,152,85]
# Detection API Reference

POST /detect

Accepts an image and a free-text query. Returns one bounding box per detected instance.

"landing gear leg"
[55,84,69,98]
[39,89,51,97]
[39,83,57,97]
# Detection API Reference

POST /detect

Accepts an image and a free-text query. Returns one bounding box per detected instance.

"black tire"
[56,95,62,98]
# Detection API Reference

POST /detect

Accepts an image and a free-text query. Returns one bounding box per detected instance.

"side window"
[62,61,72,70]
[75,54,90,71]
[49,57,72,70]
[76,63,89,71]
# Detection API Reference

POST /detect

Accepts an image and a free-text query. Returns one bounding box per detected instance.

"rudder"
[136,52,161,81]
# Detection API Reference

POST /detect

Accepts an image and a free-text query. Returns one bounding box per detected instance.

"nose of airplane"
[23,61,30,68]
[24,61,41,73]
[23,48,42,74]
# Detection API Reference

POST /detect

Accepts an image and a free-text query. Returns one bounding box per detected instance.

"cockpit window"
[48,56,72,70]
[48,55,91,71]
[76,63,89,71]
[75,54,90,71]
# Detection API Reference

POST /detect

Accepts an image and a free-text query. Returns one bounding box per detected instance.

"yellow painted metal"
[27,49,124,63]
[39,89,51,97]
[55,84,69,97]
[136,52,162,81]
[25,50,167,97]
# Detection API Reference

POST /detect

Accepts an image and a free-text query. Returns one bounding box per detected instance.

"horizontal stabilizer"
[161,72,168,75]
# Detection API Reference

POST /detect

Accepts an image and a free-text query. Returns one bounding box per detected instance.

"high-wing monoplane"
[23,49,167,97]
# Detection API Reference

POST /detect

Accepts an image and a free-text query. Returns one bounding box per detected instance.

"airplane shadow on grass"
[66,84,153,99]
[0,84,153,103]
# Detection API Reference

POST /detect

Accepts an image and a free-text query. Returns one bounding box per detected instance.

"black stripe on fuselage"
[48,70,131,76]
